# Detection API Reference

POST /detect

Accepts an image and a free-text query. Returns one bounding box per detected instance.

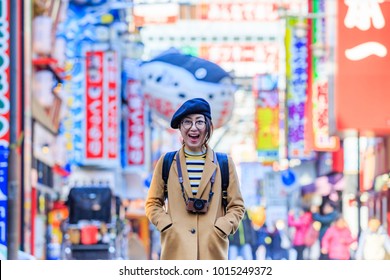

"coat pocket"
[213,225,228,240]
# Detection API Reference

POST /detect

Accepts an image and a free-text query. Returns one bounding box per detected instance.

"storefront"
[372,173,390,235]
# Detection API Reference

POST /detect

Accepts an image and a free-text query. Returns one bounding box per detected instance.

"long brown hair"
[204,116,214,145]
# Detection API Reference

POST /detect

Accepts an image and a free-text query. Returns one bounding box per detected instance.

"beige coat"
[145,146,245,260]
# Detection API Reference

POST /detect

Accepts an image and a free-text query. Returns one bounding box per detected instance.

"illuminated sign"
[197,1,307,22]
[85,51,105,159]
[126,80,145,166]
[336,0,390,134]
[0,0,10,260]
[310,0,340,151]
[133,3,179,26]
[286,17,314,159]
[253,74,279,163]
[105,52,119,160]
[84,51,119,163]
[0,0,10,148]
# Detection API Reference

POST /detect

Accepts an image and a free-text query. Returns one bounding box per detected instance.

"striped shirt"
[184,149,206,195]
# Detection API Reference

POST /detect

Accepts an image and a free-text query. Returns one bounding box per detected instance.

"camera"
[186,198,209,213]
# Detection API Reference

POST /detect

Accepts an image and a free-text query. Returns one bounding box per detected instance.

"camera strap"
[176,152,217,205]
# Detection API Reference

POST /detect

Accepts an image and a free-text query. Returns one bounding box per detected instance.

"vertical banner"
[125,80,145,167]
[85,51,105,160]
[0,147,8,259]
[253,74,279,163]
[62,39,86,166]
[84,51,120,165]
[0,0,10,259]
[104,52,119,160]
[310,0,340,151]
[336,1,390,134]
[0,0,10,148]
[285,17,313,159]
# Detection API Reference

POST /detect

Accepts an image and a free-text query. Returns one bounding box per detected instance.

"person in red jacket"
[321,216,355,260]
[288,207,313,260]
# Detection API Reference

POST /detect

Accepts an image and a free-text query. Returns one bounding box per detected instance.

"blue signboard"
[0,146,9,259]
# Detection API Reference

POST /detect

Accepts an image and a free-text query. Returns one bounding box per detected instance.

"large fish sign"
[139,49,236,128]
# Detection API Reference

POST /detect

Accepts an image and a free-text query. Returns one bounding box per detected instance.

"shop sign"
[133,3,179,26]
[0,0,10,148]
[105,52,119,160]
[85,51,105,160]
[62,40,85,166]
[286,17,314,160]
[312,80,339,151]
[126,80,145,166]
[0,0,10,259]
[336,0,390,134]
[310,0,340,151]
[84,51,119,164]
[253,74,279,163]
[140,51,235,129]
[199,43,279,78]
[199,43,278,64]
[196,1,307,22]
[0,146,8,259]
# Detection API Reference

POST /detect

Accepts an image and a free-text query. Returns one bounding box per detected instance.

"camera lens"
[193,199,205,211]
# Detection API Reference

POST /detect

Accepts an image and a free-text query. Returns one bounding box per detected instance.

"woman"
[288,208,313,260]
[321,216,355,260]
[264,220,290,260]
[355,218,390,260]
[145,98,245,260]
[311,201,339,259]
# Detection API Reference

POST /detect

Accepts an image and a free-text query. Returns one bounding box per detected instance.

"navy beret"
[170,98,212,129]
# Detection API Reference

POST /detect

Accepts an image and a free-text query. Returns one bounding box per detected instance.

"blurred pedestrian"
[288,207,312,260]
[254,224,269,260]
[321,216,355,260]
[355,217,390,260]
[145,98,245,260]
[311,201,338,260]
[229,211,256,260]
[264,220,290,260]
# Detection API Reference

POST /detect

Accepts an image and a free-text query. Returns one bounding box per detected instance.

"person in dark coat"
[264,221,290,260]
[229,211,256,259]
[311,201,339,260]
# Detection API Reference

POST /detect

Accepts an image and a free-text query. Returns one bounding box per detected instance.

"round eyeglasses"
[181,120,206,130]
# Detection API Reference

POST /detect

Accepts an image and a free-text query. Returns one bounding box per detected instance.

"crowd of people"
[228,200,390,260]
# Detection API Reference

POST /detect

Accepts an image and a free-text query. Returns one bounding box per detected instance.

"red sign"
[85,51,104,159]
[0,0,10,147]
[126,80,145,166]
[336,1,390,134]
[312,81,340,151]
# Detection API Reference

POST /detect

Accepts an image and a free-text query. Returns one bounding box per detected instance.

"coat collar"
[174,145,217,199]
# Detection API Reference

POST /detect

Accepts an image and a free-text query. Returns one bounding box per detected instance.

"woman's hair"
[319,199,336,215]
[204,116,213,145]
